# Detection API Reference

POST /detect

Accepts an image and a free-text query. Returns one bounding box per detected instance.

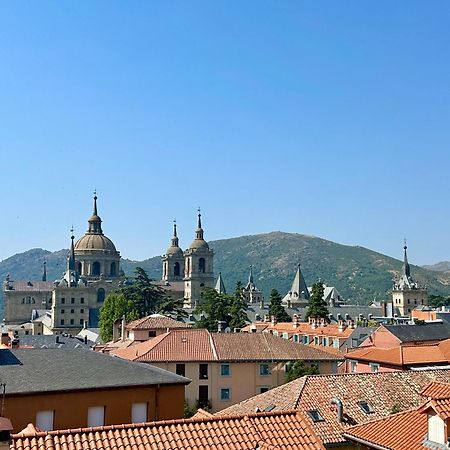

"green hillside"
[1,233,450,317]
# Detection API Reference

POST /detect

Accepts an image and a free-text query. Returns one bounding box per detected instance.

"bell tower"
[162,220,185,282]
[183,209,214,308]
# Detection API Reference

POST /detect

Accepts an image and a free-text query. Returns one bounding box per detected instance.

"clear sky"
[0,1,449,265]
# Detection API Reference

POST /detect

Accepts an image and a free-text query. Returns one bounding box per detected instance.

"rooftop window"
[358,401,375,414]
[308,409,324,422]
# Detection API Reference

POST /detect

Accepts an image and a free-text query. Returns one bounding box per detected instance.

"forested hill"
[1,232,450,310]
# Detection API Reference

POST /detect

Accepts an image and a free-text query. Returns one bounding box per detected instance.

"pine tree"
[268,288,291,322]
[285,361,319,382]
[305,281,329,321]
[229,281,248,330]
[193,288,232,332]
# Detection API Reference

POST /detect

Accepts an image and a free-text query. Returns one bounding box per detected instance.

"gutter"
[342,433,391,450]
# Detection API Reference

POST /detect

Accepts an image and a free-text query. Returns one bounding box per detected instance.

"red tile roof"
[343,408,427,450]
[112,329,344,363]
[421,381,450,399]
[126,314,191,331]
[217,369,450,445]
[11,410,326,450]
[265,322,354,339]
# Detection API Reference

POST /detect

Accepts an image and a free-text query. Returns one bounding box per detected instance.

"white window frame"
[87,406,105,427]
[131,403,148,423]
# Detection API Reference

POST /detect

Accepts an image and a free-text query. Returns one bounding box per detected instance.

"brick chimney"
[292,314,300,329]
[271,316,277,326]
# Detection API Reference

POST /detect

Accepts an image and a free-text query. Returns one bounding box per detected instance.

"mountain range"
[1,232,450,318]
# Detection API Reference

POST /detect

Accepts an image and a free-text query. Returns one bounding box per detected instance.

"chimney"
[55,335,60,344]
[320,318,327,327]
[217,320,226,333]
[84,335,88,345]
[292,314,300,328]
[381,301,387,317]
[121,316,126,342]
[338,320,347,332]
[0,418,13,450]
[0,333,10,347]
[264,315,270,323]
[271,316,277,326]
[112,318,121,343]
[331,398,343,422]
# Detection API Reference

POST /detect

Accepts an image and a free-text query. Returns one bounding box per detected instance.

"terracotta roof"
[126,314,191,331]
[191,409,214,420]
[264,322,354,339]
[343,408,427,450]
[420,381,450,399]
[346,338,450,367]
[11,410,326,450]
[112,329,344,363]
[217,369,450,445]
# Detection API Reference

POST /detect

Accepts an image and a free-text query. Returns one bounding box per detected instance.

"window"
[61,309,65,314]
[131,403,147,423]
[80,309,84,314]
[302,335,309,345]
[61,319,65,325]
[282,333,289,339]
[260,364,270,376]
[36,410,54,431]
[79,319,84,325]
[110,262,117,277]
[220,388,231,401]
[70,319,74,325]
[174,262,180,277]
[308,410,324,422]
[358,401,374,414]
[71,298,75,304]
[92,262,101,276]
[176,364,186,377]
[259,387,270,394]
[61,298,65,304]
[199,258,206,273]
[323,337,329,346]
[220,364,230,376]
[199,364,208,379]
[333,338,340,349]
[350,360,357,373]
[314,336,320,345]
[87,406,105,427]
[148,331,157,338]
[97,288,106,303]
[81,298,85,304]
[293,334,299,343]
[198,385,209,408]
[369,363,379,373]
[71,309,75,314]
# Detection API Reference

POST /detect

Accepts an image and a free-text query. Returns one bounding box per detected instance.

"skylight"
[308,409,324,422]
[358,401,374,414]
[264,405,275,412]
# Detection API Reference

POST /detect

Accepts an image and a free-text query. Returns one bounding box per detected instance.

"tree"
[305,281,329,321]
[229,281,248,330]
[285,360,319,383]
[194,288,233,332]
[99,292,139,342]
[268,289,291,322]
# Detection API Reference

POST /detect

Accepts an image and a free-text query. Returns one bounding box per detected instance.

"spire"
[68,228,76,272]
[215,272,227,294]
[171,220,179,247]
[88,191,103,235]
[403,239,411,278]
[290,263,310,300]
[42,261,47,282]
[195,207,204,240]
[248,265,254,285]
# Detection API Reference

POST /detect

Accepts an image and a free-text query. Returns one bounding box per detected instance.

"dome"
[75,234,117,252]
[166,244,183,256]
[189,238,209,250]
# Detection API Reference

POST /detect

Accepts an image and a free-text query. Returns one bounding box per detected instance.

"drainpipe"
[331,398,344,422]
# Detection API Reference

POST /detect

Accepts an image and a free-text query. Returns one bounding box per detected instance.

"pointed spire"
[290,263,310,300]
[171,219,179,248]
[215,272,227,294]
[88,191,103,234]
[195,207,204,240]
[403,239,411,278]
[68,227,76,271]
[248,265,254,284]
[42,261,47,282]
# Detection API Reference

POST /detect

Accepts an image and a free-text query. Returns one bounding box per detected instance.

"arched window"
[199,258,206,273]
[76,261,82,275]
[92,262,101,276]
[186,258,190,275]
[110,262,117,277]
[97,288,106,303]
[174,262,180,277]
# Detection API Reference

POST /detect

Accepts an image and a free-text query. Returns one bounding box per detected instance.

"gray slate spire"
[290,263,310,300]
[215,272,227,294]
[42,261,47,282]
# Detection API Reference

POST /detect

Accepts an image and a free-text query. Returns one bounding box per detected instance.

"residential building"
[217,369,450,449]
[0,347,188,432]
[392,243,427,316]
[10,410,326,450]
[343,381,450,450]
[125,314,192,341]
[111,328,343,412]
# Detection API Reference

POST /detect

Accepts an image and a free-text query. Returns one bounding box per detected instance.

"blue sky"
[0,1,449,264]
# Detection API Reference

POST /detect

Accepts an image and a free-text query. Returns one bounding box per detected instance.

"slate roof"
[384,322,450,343]
[126,314,192,331]
[4,281,54,292]
[217,369,450,446]
[11,410,326,450]
[0,348,189,395]
[112,329,344,363]
[13,335,94,349]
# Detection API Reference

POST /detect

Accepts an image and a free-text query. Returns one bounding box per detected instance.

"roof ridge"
[209,330,218,361]
[293,376,309,409]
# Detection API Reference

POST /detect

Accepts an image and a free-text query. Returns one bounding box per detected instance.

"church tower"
[183,210,214,308]
[282,263,310,307]
[162,221,185,282]
[392,242,427,316]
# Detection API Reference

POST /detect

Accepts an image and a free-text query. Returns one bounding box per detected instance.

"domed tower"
[74,194,121,279]
[183,209,214,308]
[162,221,185,282]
